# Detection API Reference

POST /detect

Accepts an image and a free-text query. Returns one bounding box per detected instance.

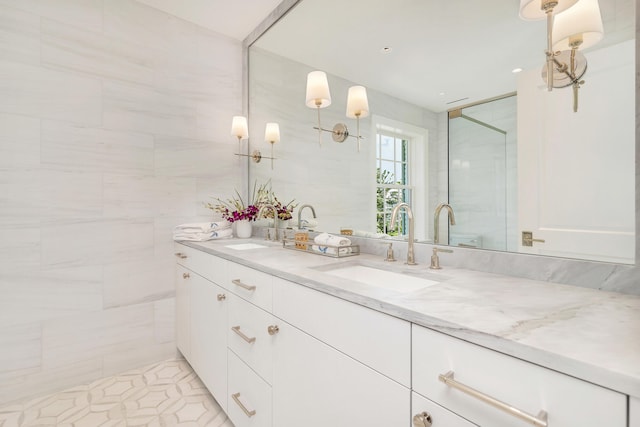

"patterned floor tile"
[0,359,234,427]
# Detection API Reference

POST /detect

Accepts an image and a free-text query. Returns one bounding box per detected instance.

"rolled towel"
[173,221,231,233]
[313,232,351,247]
[173,227,233,242]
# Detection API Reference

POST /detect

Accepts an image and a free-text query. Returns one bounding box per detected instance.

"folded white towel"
[313,232,351,247]
[173,227,233,242]
[174,221,231,233]
[312,244,352,256]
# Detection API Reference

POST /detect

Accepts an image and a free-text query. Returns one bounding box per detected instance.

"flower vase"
[235,219,252,239]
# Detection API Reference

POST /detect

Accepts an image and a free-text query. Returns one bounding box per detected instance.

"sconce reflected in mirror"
[305,70,369,151]
[520,0,604,112]
[264,122,280,169]
[231,116,279,167]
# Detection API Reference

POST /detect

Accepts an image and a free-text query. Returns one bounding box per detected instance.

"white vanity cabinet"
[174,246,229,409]
[190,272,228,410]
[272,276,411,427]
[412,325,627,427]
[631,396,640,427]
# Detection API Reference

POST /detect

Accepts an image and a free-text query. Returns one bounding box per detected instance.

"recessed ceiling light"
[512,67,523,73]
[381,46,392,53]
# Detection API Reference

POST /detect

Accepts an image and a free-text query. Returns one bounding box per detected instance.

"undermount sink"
[317,262,440,293]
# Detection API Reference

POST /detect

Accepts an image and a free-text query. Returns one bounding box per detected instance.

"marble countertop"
[179,238,640,398]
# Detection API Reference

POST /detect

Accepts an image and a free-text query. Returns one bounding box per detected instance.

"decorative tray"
[281,236,360,258]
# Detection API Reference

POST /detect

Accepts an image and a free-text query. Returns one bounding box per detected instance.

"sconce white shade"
[231,116,248,139]
[264,122,280,143]
[305,71,332,108]
[552,0,603,50]
[519,0,580,20]
[346,86,370,119]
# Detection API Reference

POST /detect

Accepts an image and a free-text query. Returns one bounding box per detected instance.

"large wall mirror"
[247,0,636,265]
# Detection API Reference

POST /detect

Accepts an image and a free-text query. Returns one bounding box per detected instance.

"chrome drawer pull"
[231,326,256,343]
[232,279,256,291]
[182,272,190,279]
[231,392,256,418]
[217,294,226,301]
[438,371,548,427]
[174,252,187,259]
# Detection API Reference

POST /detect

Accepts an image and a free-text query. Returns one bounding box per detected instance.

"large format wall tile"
[103,81,197,138]
[0,266,103,327]
[0,0,103,32]
[0,5,40,66]
[42,18,156,86]
[41,120,154,175]
[0,61,102,125]
[0,113,40,169]
[0,0,243,405]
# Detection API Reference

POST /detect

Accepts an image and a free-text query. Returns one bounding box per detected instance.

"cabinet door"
[190,272,228,410]
[175,265,191,360]
[412,392,476,427]
[631,396,640,427]
[273,320,409,427]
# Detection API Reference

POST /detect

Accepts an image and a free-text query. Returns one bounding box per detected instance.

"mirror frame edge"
[242,0,640,295]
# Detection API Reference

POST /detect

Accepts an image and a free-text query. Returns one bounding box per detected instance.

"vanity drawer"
[273,276,410,387]
[174,243,228,285]
[228,350,272,427]
[228,294,277,384]
[412,392,477,427]
[412,325,626,427]
[228,262,273,311]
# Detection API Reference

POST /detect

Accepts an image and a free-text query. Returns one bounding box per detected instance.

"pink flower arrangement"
[205,181,297,223]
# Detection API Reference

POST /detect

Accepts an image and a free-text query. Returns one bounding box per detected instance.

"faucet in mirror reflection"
[434,203,456,245]
[297,204,317,230]
[390,203,417,265]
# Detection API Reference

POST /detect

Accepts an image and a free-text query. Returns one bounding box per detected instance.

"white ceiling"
[253,0,634,112]
[135,0,634,112]
[134,0,282,40]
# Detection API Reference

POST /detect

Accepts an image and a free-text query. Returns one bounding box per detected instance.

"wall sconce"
[519,0,581,91]
[550,0,603,112]
[520,0,604,112]
[264,122,280,169]
[305,70,369,151]
[231,116,278,166]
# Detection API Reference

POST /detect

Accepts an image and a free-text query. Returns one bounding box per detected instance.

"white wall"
[0,0,243,405]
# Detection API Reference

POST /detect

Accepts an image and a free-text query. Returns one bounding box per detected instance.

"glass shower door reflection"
[448,107,511,251]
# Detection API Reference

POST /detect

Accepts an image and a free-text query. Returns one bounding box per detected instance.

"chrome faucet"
[258,203,279,241]
[297,204,317,229]
[390,203,417,265]
[433,203,456,244]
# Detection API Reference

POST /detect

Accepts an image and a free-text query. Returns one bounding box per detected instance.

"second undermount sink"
[317,263,440,293]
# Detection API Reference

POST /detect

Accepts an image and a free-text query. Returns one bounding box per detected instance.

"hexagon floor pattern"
[0,359,234,427]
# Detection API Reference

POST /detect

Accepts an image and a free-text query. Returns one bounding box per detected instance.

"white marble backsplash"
[0,0,243,405]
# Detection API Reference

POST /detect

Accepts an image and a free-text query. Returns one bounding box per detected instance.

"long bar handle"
[232,279,256,291]
[231,392,256,418]
[438,371,548,427]
[231,326,256,344]
[174,252,187,259]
